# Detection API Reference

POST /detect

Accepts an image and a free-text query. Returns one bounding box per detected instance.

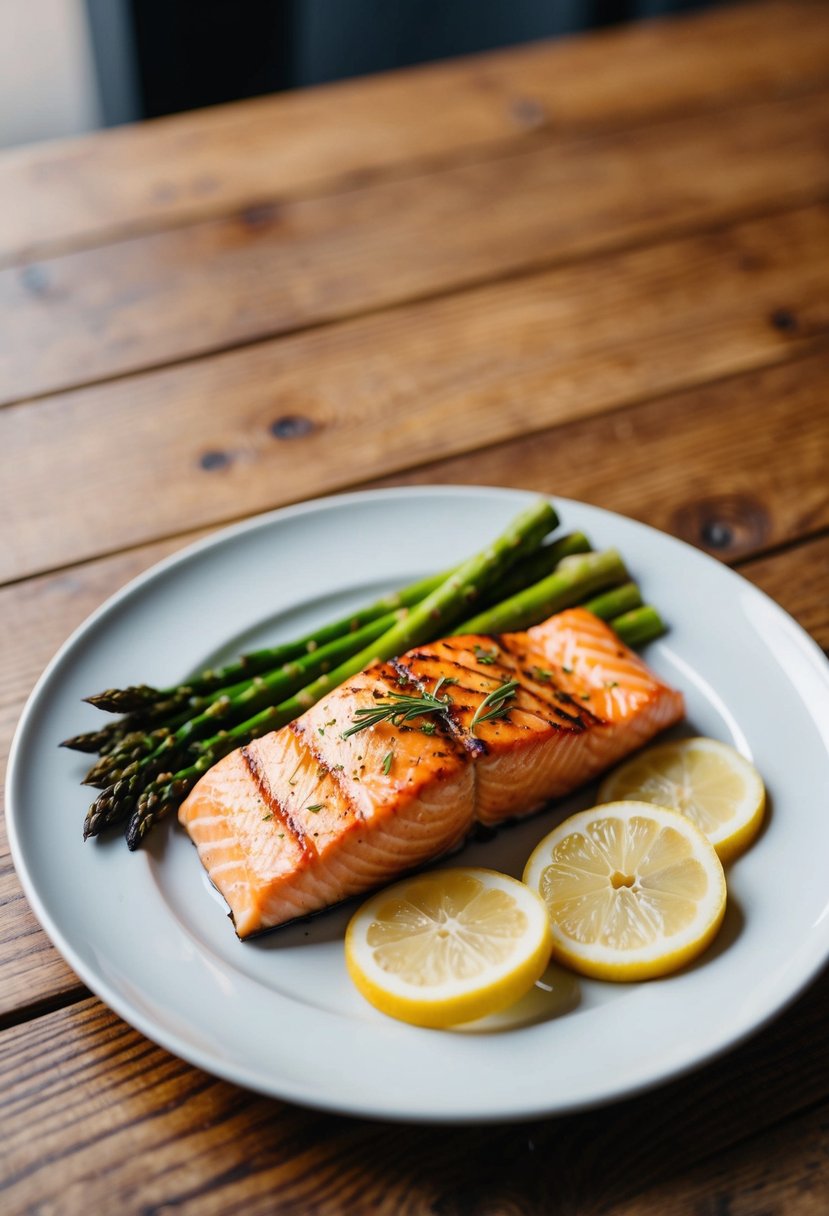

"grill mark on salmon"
[240,744,311,858]
[287,720,366,826]
[179,609,684,937]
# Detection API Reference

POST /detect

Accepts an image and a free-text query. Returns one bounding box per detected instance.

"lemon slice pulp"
[523,802,726,981]
[345,868,553,1028]
[598,737,765,863]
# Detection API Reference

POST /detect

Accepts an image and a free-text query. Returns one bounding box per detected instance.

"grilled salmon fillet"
[179,608,684,937]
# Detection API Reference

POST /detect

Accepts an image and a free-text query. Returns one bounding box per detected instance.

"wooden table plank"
[740,536,829,648]
[378,351,829,565]
[0,1,827,263]
[2,960,827,1214]
[616,1100,829,1215]
[3,203,828,585]
[3,89,829,406]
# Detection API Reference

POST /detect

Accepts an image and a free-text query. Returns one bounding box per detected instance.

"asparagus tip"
[83,684,162,713]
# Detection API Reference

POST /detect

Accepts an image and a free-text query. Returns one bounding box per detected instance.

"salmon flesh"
[179,608,684,937]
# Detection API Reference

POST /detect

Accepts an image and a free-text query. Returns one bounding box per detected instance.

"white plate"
[7,487,829,1122]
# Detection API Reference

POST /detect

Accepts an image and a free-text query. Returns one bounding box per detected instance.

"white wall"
[0,0,102,148]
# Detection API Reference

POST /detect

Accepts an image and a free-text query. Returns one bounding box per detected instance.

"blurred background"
[1,0,722,148]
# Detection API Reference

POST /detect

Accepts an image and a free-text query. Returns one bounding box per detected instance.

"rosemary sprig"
[470,679,519,733]
[342,677,455,738]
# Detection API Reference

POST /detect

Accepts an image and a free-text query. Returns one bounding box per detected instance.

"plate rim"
[7,485,829,1123]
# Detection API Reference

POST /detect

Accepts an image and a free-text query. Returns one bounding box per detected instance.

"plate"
[7,486,829,1122]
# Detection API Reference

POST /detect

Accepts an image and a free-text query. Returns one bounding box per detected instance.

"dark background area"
[87,0,722,123]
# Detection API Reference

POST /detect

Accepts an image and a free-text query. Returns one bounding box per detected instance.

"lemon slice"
[345,868,553,1028]
[598,737,765,863]
[523,802,726,981]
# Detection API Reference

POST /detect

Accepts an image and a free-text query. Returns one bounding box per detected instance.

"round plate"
[7,487,829,1121]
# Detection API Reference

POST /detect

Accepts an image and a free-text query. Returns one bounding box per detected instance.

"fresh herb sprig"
[469,680,519,733]
[342,677,456,738]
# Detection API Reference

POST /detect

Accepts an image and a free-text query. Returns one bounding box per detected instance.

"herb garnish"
[474,644,497,665]
[307,804,323,813]
[469,680,519,733]
[342,677,455,738]
[382,750,394,775]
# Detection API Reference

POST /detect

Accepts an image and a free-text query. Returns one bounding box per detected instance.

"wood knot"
[510,97,547,129]
[153,182,178,204]
[241,201,281,230]
[199,450,232,471]
[269,415,315,440]
[193,174,219,197]
[20,264,50,295]
[770,308,798,333]
[672,495,771,558]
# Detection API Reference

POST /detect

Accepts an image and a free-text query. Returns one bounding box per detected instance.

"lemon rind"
[345,867,553,1029]
[523,802,727,983]
[597,737,766,864]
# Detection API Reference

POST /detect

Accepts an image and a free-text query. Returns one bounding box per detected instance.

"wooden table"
[2,1,828,1210]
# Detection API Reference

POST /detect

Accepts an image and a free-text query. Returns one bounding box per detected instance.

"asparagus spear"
[84,519,567,717]
[62,695,200,752]
[80,525,578,721]
[458,549,629,633]
[608,605,665,647]
[82,511,570,799]
[582,581,642,621]
[91,497,555,844]
[84,612,398,798]
[83,729,172,787]
[81,570,452,713]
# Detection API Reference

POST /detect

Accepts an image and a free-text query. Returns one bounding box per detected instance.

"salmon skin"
[179,608,684,937]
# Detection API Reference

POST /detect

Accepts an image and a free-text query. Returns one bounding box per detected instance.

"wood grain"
[1,963,827,1214]
[740,536,829,647]
[0,1,827,263]
[378,351,829,566]
[3,88,829,405]
[4,202,829,584]
[616,1100,829,1215]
